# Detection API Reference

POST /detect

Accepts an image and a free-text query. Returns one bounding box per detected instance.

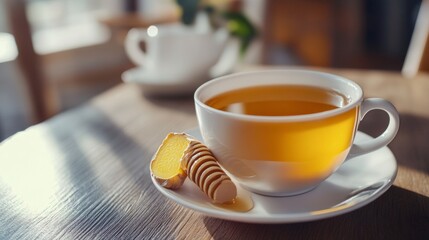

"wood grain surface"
[0,68,428,239]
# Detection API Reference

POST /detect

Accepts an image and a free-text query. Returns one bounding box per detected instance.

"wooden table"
[0,68,428,239]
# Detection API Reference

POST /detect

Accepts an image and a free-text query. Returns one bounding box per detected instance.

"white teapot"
[125,20,238,84]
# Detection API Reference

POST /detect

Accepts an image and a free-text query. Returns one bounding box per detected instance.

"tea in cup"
[194,70,399,196]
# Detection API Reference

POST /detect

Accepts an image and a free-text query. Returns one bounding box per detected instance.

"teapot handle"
[210,38,240,78]
[125,28,148,66]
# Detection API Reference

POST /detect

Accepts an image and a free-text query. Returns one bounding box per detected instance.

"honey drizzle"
[212,192,254,212]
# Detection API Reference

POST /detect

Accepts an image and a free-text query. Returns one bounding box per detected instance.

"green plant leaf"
[174,1,258,56]
[223,11,258,55]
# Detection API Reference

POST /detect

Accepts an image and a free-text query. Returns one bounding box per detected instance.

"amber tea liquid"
[206,85,347,116]
[205,85,359,180]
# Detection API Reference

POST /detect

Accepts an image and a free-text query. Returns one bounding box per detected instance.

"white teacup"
[194,70,400,196]
[125,23,237,83]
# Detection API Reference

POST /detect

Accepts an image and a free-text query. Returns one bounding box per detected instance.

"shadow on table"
[45,105,135,236]
[45,105,178,238]
[359,112,429,175]
[47,104,150,187]
[203,186,429,240]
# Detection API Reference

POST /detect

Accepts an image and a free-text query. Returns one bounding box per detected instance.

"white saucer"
[151,129,397,224]
[122,67,212,96]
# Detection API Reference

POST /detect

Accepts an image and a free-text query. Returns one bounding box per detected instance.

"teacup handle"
[125,28,148,66]
[348,98,400,157]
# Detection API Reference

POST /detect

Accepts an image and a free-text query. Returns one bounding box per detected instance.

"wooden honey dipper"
[182,141,237,204]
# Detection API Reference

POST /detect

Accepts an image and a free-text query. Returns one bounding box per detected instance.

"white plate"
[151,129,397,224]
[122,67,209,96]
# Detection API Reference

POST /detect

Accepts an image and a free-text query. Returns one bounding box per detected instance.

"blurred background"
[0,0,425,140]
